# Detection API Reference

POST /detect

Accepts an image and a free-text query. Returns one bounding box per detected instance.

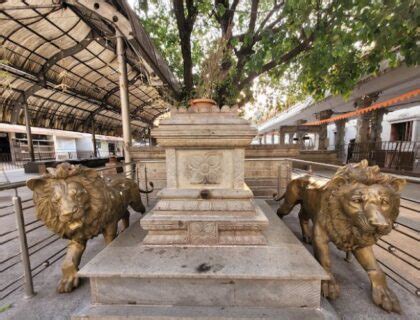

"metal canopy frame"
[0,0,180,137]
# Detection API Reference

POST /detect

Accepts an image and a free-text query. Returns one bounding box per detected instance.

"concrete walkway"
[1,201,419,320]
[0,167,418,320]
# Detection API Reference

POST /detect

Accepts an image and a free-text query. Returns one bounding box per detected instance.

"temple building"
[257,65,420,174]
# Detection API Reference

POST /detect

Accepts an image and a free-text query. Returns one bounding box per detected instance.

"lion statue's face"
[27,163,106,236]
[338,183,399,235]
[50,180,90,225]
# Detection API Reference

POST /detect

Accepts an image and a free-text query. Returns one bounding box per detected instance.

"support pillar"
[370,109,385,144]
[335,120,346,149]
[355,94,380,144]
[279,128,285,145]
[317,110,333,150]
[335,119,346,163]
[116,30,132,177]
[8,132,16,163]
[355,113,370,144]
[91,119,97,158]
[22,96,35,162]
[355,94,380,160]
[296,120,307,148]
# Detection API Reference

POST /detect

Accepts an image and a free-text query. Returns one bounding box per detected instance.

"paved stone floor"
[276,202,420,320]
[0,168,418,319]
[1,203,418,320]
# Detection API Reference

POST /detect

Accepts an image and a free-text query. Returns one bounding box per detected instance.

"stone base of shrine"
[140,187,269,246]
[73,200,332,320]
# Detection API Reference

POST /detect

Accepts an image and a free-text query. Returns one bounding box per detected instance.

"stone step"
[73,304,337,320]
[89,276,322,308]
[78,200,328,310]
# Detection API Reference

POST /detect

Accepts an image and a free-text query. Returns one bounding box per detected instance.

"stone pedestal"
[74,200,332,319]
[74,104,332,319]
[140,105,268,245]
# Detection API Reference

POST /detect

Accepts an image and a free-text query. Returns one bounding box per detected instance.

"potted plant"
[189,38,230,111]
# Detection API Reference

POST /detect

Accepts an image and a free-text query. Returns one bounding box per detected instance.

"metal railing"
[0,161,137,301]
[0,153,26,171]
[0,151,124,173]
[335,140,420,173]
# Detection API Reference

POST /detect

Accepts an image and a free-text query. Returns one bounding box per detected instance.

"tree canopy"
[136,0,419,107]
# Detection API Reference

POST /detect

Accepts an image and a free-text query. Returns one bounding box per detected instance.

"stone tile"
[73,304,336,320]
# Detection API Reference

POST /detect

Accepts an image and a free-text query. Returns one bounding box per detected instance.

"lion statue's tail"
[128,181,154,214]
[139,181,154,194]
[273,192,285,202]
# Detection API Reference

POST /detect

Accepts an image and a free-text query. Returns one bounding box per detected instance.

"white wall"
[327,120,358,148]
[382,105,420,141]
[54,136,77,160]
[326,105,420,147]
[75,136,94,152]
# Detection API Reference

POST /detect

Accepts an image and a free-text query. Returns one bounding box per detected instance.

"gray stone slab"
[76,199,329,315]
[90,277,320,308]
[73,304,337,320]
[78,200,328,281]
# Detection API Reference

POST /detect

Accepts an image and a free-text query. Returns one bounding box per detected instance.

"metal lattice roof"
[0,0,180,137]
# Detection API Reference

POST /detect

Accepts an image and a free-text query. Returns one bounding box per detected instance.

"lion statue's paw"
[302,234,312,244]
[372,284,401,313]
[57,272,80,293]
[321,277,340,300]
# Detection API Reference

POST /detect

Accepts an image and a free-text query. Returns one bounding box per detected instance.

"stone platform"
[73,200,331,319]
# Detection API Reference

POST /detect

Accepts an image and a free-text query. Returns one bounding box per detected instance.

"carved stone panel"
[166,148,177,188]
[185,152,222,185]
[188,222,218,245]
[233,148,245,189]
[176,150,233,189]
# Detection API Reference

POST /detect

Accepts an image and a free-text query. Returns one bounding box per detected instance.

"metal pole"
[116,29,132,178]
[91,119,97,158]
[23,96,35,162]
[144,165,149,207]
[13,195,35,298]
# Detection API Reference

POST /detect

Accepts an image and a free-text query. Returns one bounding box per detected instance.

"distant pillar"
[317,110,333,150]
[116,29,132,176]
[335,119,346,163]
[355,94,379,144]
[22,96,35,162]
[296,120,307,147]
[356,113,370,144]
[370,109,385,144]
[8,132,16,162]
[148,127,152,146]
[91,119,97,158]
[279,128,285,145]
[271,131,275,144]
[335,119,346,149]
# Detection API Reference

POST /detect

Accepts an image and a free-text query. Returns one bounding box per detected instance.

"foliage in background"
[137,0,419,106]
[195,38,231,99]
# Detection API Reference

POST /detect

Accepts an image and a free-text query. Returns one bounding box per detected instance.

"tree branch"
[255,0,284,34]
[214,0,240,39]
[238,35,315,89]
[173,0,197,92]
[248,0,259,33]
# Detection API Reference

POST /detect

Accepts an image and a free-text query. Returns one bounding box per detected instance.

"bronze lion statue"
[275,160,405,313]
[27,163,153,293]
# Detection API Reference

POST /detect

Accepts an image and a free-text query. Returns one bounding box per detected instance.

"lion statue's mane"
[319,160,402,251]
[29,163,130,239]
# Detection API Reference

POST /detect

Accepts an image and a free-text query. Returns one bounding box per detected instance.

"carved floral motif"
[189,222,218,244]
[185,152,222,184]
